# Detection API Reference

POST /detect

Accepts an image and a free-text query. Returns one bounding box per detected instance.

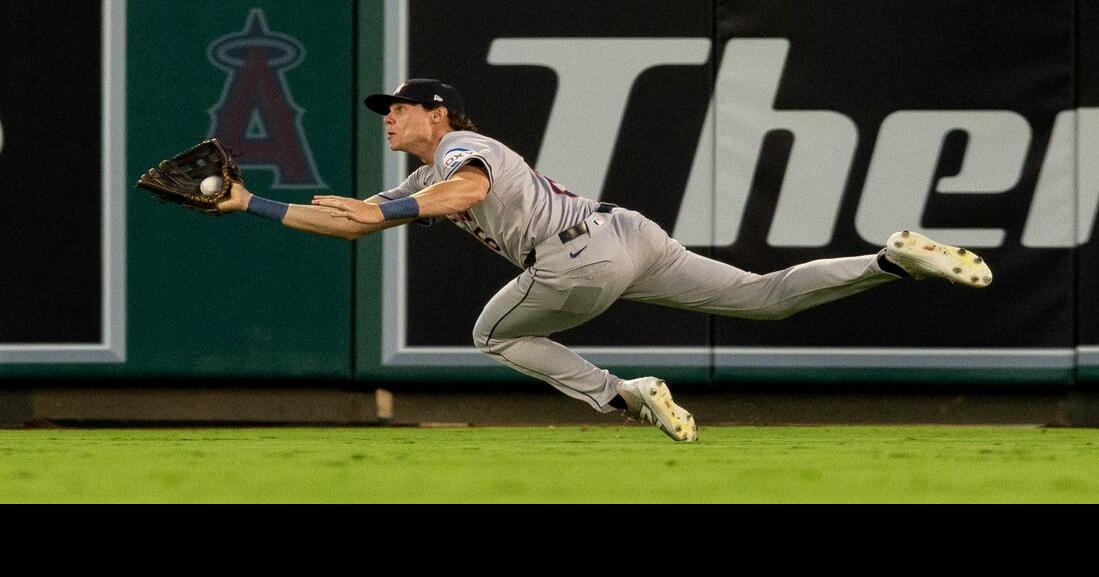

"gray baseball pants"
[472,208,898,412]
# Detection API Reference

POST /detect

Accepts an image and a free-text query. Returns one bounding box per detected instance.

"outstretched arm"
[311,164,490,225]
[218,181,413,240]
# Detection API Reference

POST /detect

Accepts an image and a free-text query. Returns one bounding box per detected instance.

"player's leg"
[621,215,991,319]
[472,265,630,414]
[620,212,898,320]
[629,250,896,320]
[473,270,697,441]
[471,219,698,442]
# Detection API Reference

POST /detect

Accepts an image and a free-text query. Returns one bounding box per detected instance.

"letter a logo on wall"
[207,9,326,189]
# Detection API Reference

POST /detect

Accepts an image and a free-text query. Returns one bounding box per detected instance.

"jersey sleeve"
[374,165,436,227]
[436,133,502,186]
[374,165,429,201]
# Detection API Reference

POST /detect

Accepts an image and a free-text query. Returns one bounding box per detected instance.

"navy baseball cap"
[364,79,466,116]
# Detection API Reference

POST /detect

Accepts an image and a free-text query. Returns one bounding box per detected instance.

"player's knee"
[472,329,489,353]
[472,323,502,354]
[475,337,511,356]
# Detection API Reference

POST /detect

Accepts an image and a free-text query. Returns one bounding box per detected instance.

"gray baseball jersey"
[377,131,600,268]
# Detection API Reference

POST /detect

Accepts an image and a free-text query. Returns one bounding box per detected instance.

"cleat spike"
[886,231,993,290]
[619,377,697,442]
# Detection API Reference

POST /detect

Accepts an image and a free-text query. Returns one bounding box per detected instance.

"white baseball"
[200,176,224,196]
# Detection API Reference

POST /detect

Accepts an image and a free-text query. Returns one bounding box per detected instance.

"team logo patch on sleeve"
[443,147,476,171]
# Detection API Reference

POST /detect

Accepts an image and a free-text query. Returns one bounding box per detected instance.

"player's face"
[384,103,433,151]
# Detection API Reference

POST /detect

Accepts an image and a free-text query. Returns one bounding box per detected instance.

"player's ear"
[432,106,449,125]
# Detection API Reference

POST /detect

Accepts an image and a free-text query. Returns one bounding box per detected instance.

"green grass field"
[2,426,1098,503]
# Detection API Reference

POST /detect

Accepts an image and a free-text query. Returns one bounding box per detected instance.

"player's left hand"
[217,179,252,214]
[312,195,384,225]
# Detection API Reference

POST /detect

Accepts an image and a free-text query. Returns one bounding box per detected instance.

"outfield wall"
[1,0,1096,387]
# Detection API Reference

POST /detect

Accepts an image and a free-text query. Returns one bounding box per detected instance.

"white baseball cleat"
[885,231,993,288]
[616,377,698,442]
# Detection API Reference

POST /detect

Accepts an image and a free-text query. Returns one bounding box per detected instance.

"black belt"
[523,203,617,268]
[557,203,617,243]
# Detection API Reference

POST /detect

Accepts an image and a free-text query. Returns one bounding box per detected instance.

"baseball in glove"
[135,138,242,215]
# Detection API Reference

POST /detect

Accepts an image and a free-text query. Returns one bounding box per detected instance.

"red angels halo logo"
[207,9,326,189]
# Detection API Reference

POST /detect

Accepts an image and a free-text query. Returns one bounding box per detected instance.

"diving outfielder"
[220,79,993,442]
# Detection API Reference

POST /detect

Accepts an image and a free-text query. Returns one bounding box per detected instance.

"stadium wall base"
[2,386,1099,428]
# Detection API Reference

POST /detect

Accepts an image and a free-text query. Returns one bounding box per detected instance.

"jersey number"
[450,210,502,252]
[533,169,578,198]
[475,227,502,252]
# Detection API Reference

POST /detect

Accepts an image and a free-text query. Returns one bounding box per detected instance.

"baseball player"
[218,79,993,442]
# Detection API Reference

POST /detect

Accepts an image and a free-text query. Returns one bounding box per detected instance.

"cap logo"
[395,82,408,95]
[434,94,444,102]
